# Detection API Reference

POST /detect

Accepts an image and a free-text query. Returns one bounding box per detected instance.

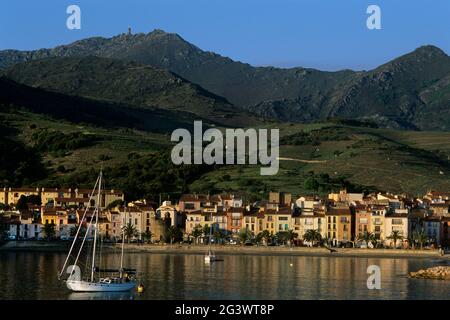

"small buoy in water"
[289,263,293,267]
[137,284,145,293]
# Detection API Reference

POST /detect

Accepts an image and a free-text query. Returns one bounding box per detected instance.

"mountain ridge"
[0,30,449,130]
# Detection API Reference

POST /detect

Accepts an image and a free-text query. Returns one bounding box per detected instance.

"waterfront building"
[355,205,371,238]
[157,200,183,229]
[226,207,244,235]
[369,205,387,241]
[384,210,409,248]
[297,207,326,241]
[326,208,352,245]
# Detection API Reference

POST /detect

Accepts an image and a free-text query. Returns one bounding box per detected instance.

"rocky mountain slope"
[0,30,449,130]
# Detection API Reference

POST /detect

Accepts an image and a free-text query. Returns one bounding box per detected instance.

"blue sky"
[0,0,449,71]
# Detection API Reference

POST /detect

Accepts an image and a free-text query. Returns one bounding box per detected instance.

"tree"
[358,231,377,248]
[167,226,183,244]
[123,222,138,243]
[0,223,7,241]
[42,222,56,241]
[303,229,322,247]
[191,225,203,244]
[0,203,8,211]
[70,224,86,238]
[16,195,41,211]
[106,199,124,210]
[141,230,153,244]
[387,230,404,248]
[238,228,252,245]
[285,230,298,245]
[413,231,427,250]
[213,229,227,245]
[304,177,319,191]
[259,230,272,246]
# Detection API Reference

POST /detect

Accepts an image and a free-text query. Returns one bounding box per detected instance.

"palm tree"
[387,230,403,248]
[286,230,298,246]
[42,222,56,241]
[167,226,183,244]
[213,229,227,245]
[203,225,211,244]
[191,225,203,244]
[303,229,322,247]
[141,230,153,244]
[358,231,377,248]
[123,222,138,243]
[260,230,271,246]
[413,231,428,250]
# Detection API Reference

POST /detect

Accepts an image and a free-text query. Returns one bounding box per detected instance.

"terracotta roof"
[326,208,351,216]
[56,197,89,202]
[179,194,207,202]
[385,212,408,218]
[185,210,202,215]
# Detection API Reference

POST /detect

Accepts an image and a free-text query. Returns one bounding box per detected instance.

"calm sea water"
[0,252,449,300]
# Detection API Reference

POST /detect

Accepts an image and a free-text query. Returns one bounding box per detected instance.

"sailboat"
[204,211,216,264]
[58,169,137,292]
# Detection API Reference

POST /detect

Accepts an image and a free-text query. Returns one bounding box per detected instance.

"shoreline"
[1,241,448,259]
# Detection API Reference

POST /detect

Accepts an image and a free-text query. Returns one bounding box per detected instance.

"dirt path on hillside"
[278,157,327,164]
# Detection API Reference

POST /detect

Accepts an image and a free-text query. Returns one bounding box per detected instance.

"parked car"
[7,235,16,241]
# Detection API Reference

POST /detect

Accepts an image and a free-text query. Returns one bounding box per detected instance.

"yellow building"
[326,208,352,244]
[185,210,204,235]
[369,205,387,240]
[243,211,264,235]
[0,188,40,206]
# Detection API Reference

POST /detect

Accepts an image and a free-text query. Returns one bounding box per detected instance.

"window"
[392,219,403,225]
[279,217,288,221]
[359,218,368,224]
[185,203,195,210]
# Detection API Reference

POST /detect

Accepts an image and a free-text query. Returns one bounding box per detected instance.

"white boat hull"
[66,280,136,292]
[204,255,216,264]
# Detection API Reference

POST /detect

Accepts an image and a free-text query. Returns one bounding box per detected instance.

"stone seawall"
[0,241,446,259]
[121,244,443,258]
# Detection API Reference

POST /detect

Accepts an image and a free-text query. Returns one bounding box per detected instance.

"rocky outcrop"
[409,266,450,280]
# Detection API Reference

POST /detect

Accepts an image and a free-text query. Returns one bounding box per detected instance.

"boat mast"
[91,169,102,282]
[58,175,100,279]
[119,205,126,278]
[209,211,213,254]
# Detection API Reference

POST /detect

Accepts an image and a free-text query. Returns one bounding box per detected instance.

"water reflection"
[68,292,135,300]
[0,252,449,300]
